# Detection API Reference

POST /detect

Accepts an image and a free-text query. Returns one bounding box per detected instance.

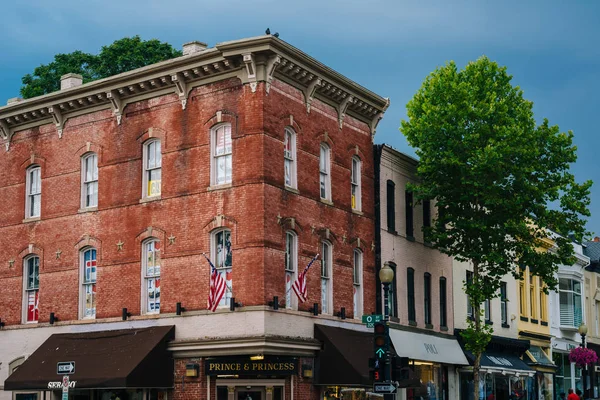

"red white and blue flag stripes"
[203,253,227,312]
[292,253,319,303]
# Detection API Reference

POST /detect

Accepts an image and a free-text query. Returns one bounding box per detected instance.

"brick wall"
[0,75,375,325]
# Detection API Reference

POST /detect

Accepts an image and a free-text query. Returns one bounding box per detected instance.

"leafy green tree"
[401,56,591,400]
[20,36,182,99]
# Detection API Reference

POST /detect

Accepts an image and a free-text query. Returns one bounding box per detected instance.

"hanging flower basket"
[569,346,598,368]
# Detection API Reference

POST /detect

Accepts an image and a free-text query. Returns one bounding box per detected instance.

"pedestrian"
[567,388,579,400]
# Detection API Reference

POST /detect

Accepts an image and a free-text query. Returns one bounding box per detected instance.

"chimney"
[7,97,22,105]
[60,73,83,90]
[594,237,600,242]
[183,41,208,56]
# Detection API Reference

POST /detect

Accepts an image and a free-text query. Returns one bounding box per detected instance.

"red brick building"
[0,36,389,400]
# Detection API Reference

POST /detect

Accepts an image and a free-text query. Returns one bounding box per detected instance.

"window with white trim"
[319,144,331,200]
[353,249,363,318]
[25,166,41,218]
[23,255,39,323]
[143,140,162,198]
[81,248,97,319]
[285,231,297,309]
[321,241,332,314]
[81,153,98,208]
[212,124,232,185]
[351,157,361,211]
[213,229,233,307]
[142,239,161,314]
[284,127,297,189]
[559,278,583,327]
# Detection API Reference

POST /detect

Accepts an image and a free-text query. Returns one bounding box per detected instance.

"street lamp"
[379,262,395,395]
[579,323,588,399]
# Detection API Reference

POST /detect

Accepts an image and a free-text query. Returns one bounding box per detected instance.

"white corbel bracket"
[48,106,64,138]
[243,53,257,93]
[337,96,353,130]
[106,91,123,125]
[265,55,281,94]
[0,120,13,151]
[171,73,188,109]
[370,98,390,139]
[304,78,321,113]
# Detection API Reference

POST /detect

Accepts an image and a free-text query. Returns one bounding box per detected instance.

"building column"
[228,386,235,400]
[266,387,273,400]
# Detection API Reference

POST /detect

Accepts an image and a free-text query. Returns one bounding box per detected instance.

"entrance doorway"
[236,391,262,400]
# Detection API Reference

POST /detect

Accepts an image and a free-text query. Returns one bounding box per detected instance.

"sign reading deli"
[205,357,297,376]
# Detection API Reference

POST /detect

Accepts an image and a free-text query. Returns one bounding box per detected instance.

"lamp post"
[379,262,395,399]
[579,323,588,399]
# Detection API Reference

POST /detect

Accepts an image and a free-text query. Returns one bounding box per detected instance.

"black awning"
[5,325,175,391]
[314,325,372,387]
[480,353,533,372]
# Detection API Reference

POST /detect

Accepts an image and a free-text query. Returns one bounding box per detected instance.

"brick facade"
[0,36,388,400]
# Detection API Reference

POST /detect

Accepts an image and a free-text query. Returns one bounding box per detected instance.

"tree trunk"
[473,261,482,400]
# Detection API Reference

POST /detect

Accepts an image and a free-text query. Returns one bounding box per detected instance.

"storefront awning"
[314,325,372,387]
[4,325,175,391]
[479,352,533,373]
[388,328,469,365]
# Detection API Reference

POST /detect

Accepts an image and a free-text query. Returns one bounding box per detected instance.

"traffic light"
[373,322,389,382]
[369,357,383,382]
[391,356,410,381]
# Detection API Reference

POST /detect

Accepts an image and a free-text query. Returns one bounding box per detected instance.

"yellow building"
[517,237,556,398]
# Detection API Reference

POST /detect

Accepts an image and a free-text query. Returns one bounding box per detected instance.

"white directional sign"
[373,382,397,394]
[57,362,75,375]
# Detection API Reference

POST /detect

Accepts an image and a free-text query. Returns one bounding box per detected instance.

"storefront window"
[407,363,447,400]
[460,372,536,400]
[323,387,379,400]
[554,351,581,397]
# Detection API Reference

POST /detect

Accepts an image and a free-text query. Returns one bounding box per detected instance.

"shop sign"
[205,357,297,376]
[47,381,77,389]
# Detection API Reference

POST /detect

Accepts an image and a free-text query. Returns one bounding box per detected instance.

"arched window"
[212,124,232,186]
[25,166,41,218]
[321,240,333,314]
[143,139,162,198]
[80,248,97,319]
[213,229,233,307]
[424,272,432,325]
[353,249,363,318]
[284,231,297,309]
[81,153,98,208]
[23,255,40,323]
[284,127,297,189]
[407,267,415,322]
[142,239,161,314]
[351,157,361,211]
[319,144,331,200]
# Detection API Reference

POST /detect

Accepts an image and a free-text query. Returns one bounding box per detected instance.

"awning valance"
[4,325,175,391]
[480,352,533,373]
[388,329,469,365]
[314,324,372,387]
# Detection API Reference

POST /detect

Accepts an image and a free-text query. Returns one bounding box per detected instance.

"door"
[236,390,262,400]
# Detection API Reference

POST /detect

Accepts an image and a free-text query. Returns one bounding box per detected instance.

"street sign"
[362,314,383,324]
[57,361,75,375]
[373,382,397,394]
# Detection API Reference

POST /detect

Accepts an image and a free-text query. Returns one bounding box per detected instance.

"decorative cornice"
[0,36,388,151]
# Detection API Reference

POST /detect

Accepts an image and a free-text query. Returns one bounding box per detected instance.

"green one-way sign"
[362,314,383,328]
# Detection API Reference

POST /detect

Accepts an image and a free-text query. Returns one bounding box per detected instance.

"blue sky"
[1,0,599,233]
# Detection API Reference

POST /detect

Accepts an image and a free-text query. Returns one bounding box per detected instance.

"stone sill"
[22,216,41,223]
[139,195,162,204]
[78,207,98,213]
[207,183,233,192]
[320,198,334,206]
[284,186,300,195]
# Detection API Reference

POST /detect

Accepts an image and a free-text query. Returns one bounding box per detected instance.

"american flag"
[292,254,319,303]
[203,253,227,312]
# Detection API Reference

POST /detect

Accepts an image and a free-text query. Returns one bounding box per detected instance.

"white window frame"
[211,123,232,186]
[284,231,298,310]
[25,166,41,219]
[353,249,363,319]
[559,277,583,328]
[80,247,97,319]
[351,156,361,211]
[142,139,162,199]
[81,153,98,209]
[22,255,40,324]
[212,228,233,308]
[321,240,333,314]
[319,144,331,201]
[284,127,297,189]
[141,239,161,314]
